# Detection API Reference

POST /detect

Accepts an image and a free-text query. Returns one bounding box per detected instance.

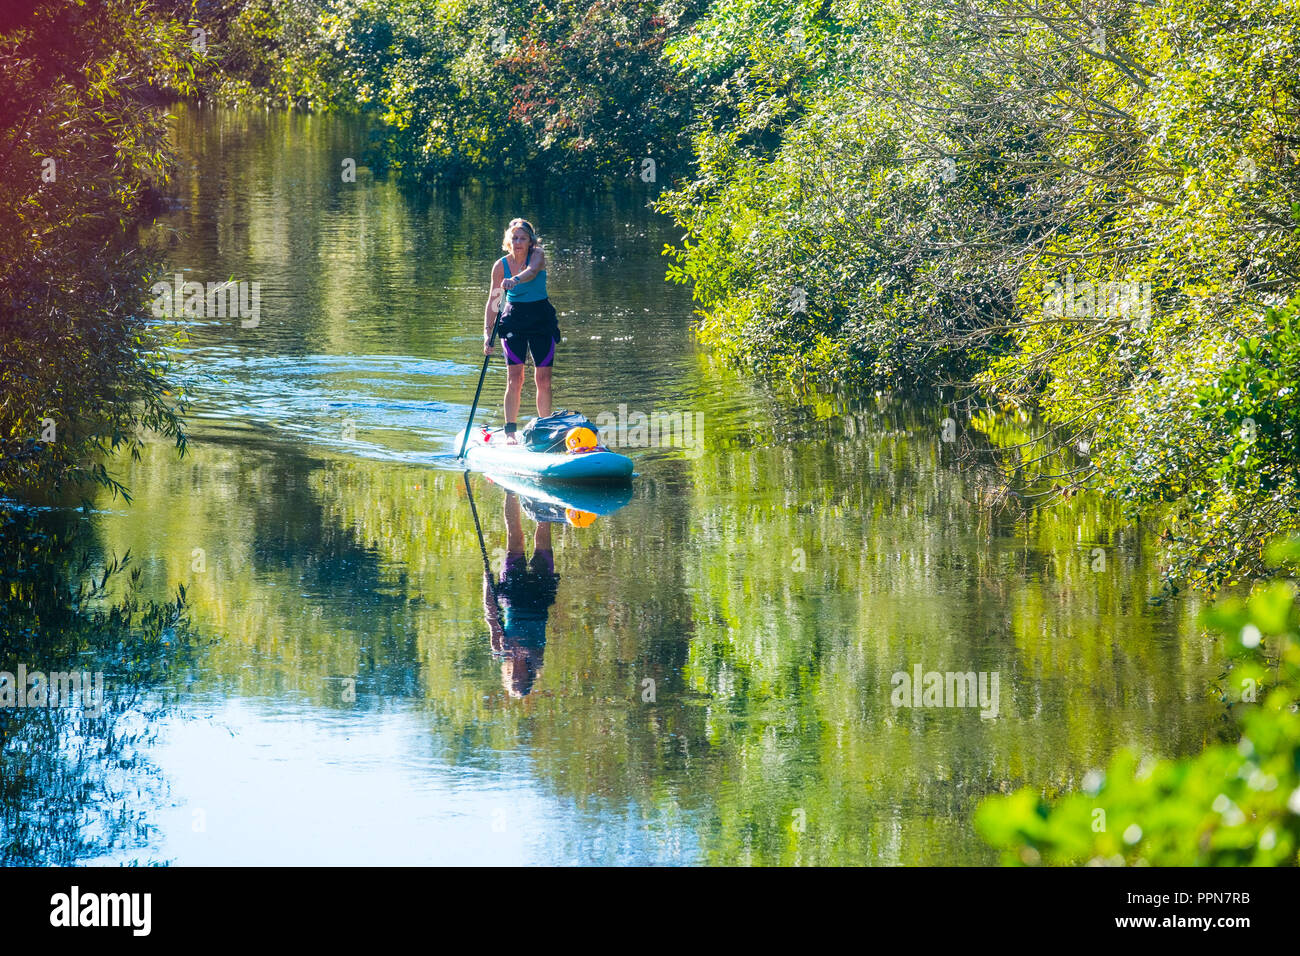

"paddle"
[458,293,504,459]
[463,471,495,579]
[464,471,507,652]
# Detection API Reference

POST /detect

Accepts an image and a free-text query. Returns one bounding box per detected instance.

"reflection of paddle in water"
[465,474,560,698]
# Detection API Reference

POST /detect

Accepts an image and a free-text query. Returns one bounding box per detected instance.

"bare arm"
[483,571,505,654]
[506,246,546,287]
[483,259,504,353]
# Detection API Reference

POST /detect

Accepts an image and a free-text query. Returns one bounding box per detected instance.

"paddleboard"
[482,471,634,518]
[462,428,634,485]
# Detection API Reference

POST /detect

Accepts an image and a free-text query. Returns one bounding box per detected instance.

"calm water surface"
[7,106,1222,865]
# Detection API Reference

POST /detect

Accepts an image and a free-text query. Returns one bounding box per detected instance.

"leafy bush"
[657,0,1300,589]
[314,0,703,185]
[0,1,196,500]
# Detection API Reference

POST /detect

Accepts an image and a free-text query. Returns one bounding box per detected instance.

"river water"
[4,106,1221,865]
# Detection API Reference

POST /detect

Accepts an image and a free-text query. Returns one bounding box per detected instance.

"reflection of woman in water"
[482,492,560,697]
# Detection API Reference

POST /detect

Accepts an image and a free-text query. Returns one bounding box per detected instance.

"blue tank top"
[503,250,547,302]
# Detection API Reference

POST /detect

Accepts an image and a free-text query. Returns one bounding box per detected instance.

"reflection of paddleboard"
[464,427,634,485]
[483,471,634,518]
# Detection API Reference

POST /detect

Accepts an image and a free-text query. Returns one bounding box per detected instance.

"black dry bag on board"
[521,410,602,452]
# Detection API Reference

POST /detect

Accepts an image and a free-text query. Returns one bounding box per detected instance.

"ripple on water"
[177,349,484,462]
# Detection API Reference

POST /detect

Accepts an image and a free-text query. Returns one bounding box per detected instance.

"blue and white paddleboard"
[482,472,634,522]
[463,428,634,485]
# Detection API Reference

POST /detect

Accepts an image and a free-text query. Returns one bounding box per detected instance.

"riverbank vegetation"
[11,0,1291,589]
[657,0,1300,593]
[0,1,195,499]
[5,1,1292,578]
[180,0,705,184]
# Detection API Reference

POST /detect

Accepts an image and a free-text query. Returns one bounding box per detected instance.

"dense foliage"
[0,0,195,499]
[185,0,706,184]
[11,0,1293,565]
[151,0,338,107]
[656,0,1300,590]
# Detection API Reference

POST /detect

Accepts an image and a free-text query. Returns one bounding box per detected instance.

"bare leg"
[534,365,553,418]
[504,363,525,439]
[504,492,525,554]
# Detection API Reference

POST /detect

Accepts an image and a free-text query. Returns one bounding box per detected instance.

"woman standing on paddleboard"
[484,218,560,444]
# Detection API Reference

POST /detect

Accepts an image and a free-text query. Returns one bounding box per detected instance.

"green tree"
[0,0,198,499]
[317,0,704,185]
[657,0,1300,590]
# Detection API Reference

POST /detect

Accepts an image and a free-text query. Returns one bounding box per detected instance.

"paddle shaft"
[463,471,505,636]
[463,471,494,580]
[459,301,504,459]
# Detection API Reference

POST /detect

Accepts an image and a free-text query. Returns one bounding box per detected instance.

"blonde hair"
[501,653,538,698]
[500,218,540,257]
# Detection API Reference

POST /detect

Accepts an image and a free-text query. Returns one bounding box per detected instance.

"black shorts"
[499,299,560,367]
[498,549,559,643]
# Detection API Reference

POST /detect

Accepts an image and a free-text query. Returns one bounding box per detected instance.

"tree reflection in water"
[0,509,201,865]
